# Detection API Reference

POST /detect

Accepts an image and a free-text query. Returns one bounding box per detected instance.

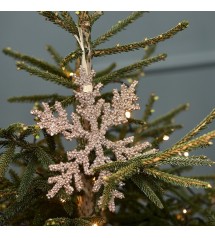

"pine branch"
[94,54,167,85]
[172,130,215,153]
[92,11,145,48]
[0,191,39,225]
[149,103,189,127]
[0,143,15,177]
[139,130,215,168]
[95,63,117,78]
[93,21,189,57]
[62,199,74,216]
[33,147,54,168]
[157,156,214,167]
[132,175,164,208]
[0,123,26,138]
[60,11,78,35]
[60,96,76,107]
[60,49,80,67]
[42,130,56,152]
[3,47,65,78]
[143,93,159,123]
[100,161,143,209]
[90,11,104,25]
[8,94,69,104]
[32,178,50,192]
[16,62,76,89]
[8,169,20,185]
[19,125,40,140]
[140,124,182,138]
[144,168,211,189]
[0,188,16,200]
[46,45,62,65]
[93,160,126,173]
[17,159,37,201]
[175,108,215,146]
[39,11,78,35]
[45,217,73,226]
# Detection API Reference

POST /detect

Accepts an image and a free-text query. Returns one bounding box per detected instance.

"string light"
[125,111,131,118]
[182,208,187,214]
[207,184,212,188]
[60,198,66,203]
[183,152,189,157]
[23,126,28,131]
[163,135,169,141]
[69,72,74,77]
[92,223,98,226]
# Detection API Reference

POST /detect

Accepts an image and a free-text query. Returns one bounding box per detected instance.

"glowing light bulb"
[125,111,131,118]
[182,209,187,214]
[163,135,169,141]
[208,184,212,188]
[69,72,74,77]
[60,198,66,203]
[92,223,98,226]
[184,152,189,157]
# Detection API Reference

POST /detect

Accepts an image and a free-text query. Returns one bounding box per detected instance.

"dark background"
[0,12,215,175]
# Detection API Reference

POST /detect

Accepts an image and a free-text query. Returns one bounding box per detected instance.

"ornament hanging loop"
[75,12,92,75]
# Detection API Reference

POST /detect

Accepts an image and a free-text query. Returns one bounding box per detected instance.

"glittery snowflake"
[31,66,156,212]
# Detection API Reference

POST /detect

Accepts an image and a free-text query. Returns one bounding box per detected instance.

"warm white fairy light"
[182,208,187,214]
[163,135,169,141]
[69,72,74,77]
[208,184,212,188]
[60,198,66,203]
[184,152,189,157]
[125,111,131,118]
[92,223,98,226]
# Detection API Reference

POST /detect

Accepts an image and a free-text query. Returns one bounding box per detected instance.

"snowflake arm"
[47,161,83,198]
[31,101,71,136]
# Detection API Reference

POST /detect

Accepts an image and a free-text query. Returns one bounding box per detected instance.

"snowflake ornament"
[31,67,156,211]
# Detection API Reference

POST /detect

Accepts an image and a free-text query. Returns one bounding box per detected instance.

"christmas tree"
[1,11,215,226]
